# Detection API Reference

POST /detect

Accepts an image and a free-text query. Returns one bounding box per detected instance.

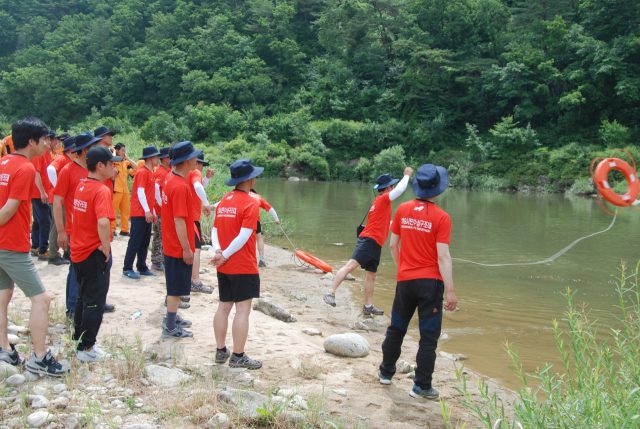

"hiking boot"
[258,260,267,267]
[77,345,111,363]
[215,347,231,365]
[119,231,131,237]
[323,292,336,307]
[229,353,262,371]
[180,295,190,303]
[378,371,392,385]
[0,345,25,366]
[48,257,70,266]
[161,324,194,339]
[63,250,71,261]
[161,314,192,328]
[37,251,49,261]
[66,310,74,320]
[139,269,156,277]
[30,247,38,256]
[191,280,212,294]
[151,263,164,272]
[25,350,68,377]
[362,304,384,316]
[165,297,190,309]
[104,304,115,313]
[410,386,439,400]
[123,270,140,279]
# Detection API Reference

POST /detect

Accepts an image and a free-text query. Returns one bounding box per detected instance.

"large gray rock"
[438,351,467,361]
[5,374,26,386]
[217,386,271,419]
[7,325,29,336]
[28,395,49,409]
[7,334,19,345]
[144,365,191,387]
[252,298,297,323]
[53,384,68,393]
[207,413,230,429]
[396,360,415,374]
[65,413,87,429]
[120,424,157,429]
[26,411,53,428]
[324,333,370,358]
[0,361,19,379]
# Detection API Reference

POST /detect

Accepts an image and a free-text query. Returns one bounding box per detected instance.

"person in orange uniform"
[122,146,160,279]
[151,147,170,272]
[54,131,103,318]
[209,158,264,370]
[1,134,14,157]
[323,167,414,315]
[71,146,120,363]
[187,152,214,294]
[47,136,76,265]
[160,141,199,338]
[29,131,56,259]
[111,143,138,237]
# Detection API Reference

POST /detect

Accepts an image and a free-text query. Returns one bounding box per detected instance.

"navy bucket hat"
[170,141,201,166]
[62,136,76,151]
[373,173,399,190]
[225,158,264,186]
[159,147,170,159]
[197,152,210,166]
[139,146,160,160]
[94,126,116,138]
[72,132,102,153]
[412,164,449,198]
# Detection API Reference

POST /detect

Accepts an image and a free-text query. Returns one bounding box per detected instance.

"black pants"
[73,249,110,351]
[380,278,444,390]
[123,216,152,272]
[31,198,51,254]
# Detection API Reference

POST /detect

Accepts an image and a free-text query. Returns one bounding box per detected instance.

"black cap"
[57,132,71,141]
[94,126,116,138]
[86,146,122,165]
[45,131,57,139]
[197,152,210,166]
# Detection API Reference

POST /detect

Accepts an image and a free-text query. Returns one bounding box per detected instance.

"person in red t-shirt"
[209,158,263,370]
[324,167,414,315]
[71,146,120,363]
[122,146,160,279]
[94,126,117,196]
[29,131,55,258]
[378,164,457,401]
[188,152,214,293]
[0,117,68,377]
[47,136,76,265]
[54,131,103,317]
[160,141,200,338]
[150,147,170,272]
[249,189,280,268]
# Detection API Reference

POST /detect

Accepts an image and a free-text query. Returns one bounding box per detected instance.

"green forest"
[1,0,638,192]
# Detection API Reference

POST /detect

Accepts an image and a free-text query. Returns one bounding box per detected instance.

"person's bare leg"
[231,299,253,354]
[257,233,264,258]
[214,301,234,350]
[363,271,377,306]
[328,259,360,294]
[192,249,201,282]
[29,291,52,358]
[166,295,180,313]
[0,289,14,351]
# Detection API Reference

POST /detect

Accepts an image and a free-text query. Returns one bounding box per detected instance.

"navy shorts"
[164,255,191,296]
[195,221,202,250]
[256,221,262,235]
[351,237,382,273]
[217,272,260,303]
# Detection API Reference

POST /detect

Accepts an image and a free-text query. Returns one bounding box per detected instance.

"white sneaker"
[77,346,110,362]
[93,344,112,358]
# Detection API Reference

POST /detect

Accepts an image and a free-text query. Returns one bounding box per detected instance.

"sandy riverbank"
[3,238,516,428]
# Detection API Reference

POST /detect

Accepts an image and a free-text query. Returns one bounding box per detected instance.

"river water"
[256,179,640,389]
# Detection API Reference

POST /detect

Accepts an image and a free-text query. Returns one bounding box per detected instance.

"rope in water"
[277,223,309,267]
[452,209,618,267]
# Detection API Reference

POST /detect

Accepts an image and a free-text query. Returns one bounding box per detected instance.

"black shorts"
[164,255,192,296]
[256,221,262,235]
[217,272,260,303]
[351,237,382,273]
[195,221,202,250]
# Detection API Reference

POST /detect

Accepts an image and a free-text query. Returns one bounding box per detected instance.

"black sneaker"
[229,353,262,370]
[25,350,68,377]
[180,296,190,303]
[258,260,267,267]
[191,280,213,294]
[161,324,194,339]
[119,231,131,237]
[104,304,115,313]
[63,251,71,261]
[215,347,231,364]
[0,345,25,366]
[161,314,192,328]
[362,304,384,316]
[165,296,190,309]
[48,257,70,266]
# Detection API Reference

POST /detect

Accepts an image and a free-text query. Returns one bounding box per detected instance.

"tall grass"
[447,261,640,428]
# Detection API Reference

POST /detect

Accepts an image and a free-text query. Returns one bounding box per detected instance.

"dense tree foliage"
[0,0,638,188]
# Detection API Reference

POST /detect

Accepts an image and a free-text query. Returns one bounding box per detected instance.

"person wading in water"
[323,166,413,315]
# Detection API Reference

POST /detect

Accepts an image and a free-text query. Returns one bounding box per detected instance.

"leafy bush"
[291,150,330,179]
[223,138,251,156]
[140,112,191,144]
[566,178,595,195]
[599,119,629,147]
[354,157,372,182]
[371,145,406,180]
[469,174,510,190]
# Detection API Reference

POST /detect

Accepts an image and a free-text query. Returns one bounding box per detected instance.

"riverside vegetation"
[1,0,639,192]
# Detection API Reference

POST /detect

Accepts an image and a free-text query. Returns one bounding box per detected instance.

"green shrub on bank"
[566,178,595,195]
[449,261,640,428]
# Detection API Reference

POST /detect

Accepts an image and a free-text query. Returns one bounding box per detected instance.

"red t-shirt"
[54,161,89,236]
[49,153,73,204]
[390,200,452,282]
[154,166,169,216]
[249,192,272,222]
[131,166,155,217]
[0,154,36,252]
[187,169,203,222]
[103,178,114,196]
[214,190,259,275]
[161,172,195,258]
[70,178,116,263]
[30,155,44,199]
[360,193,392,247]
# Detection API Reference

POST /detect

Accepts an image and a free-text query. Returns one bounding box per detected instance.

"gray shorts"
[0,250,46,297]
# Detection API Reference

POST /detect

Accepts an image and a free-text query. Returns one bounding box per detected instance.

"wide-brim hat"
[57,132,71,141]
[139,146,160,159]
[374,173,399,190]
[226,158,264,186]
[159,147,170,159]
[197,152,210,166]
[62,136,76,151]
[45,131,57,139]
[412,164,449,198]
[170,141,201,166]
[94,126,116,137]
[72,132,102,153]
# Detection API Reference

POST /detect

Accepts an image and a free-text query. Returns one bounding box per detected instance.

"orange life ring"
[593,157,640,207]
[295,250,333,273]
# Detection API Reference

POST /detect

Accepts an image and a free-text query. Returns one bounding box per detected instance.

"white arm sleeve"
[222,227,253,259]
[268,207,279,223]
[193,182,210,206]
[213,201,220,208]
[211,227,221,252]
[389,175,410,201]
[137,187,150,212]
[155,183,162,206]
[202,177,210,187]
[47,165,57,187]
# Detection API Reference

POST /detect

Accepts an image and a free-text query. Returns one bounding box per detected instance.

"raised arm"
[389,167,414,201]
